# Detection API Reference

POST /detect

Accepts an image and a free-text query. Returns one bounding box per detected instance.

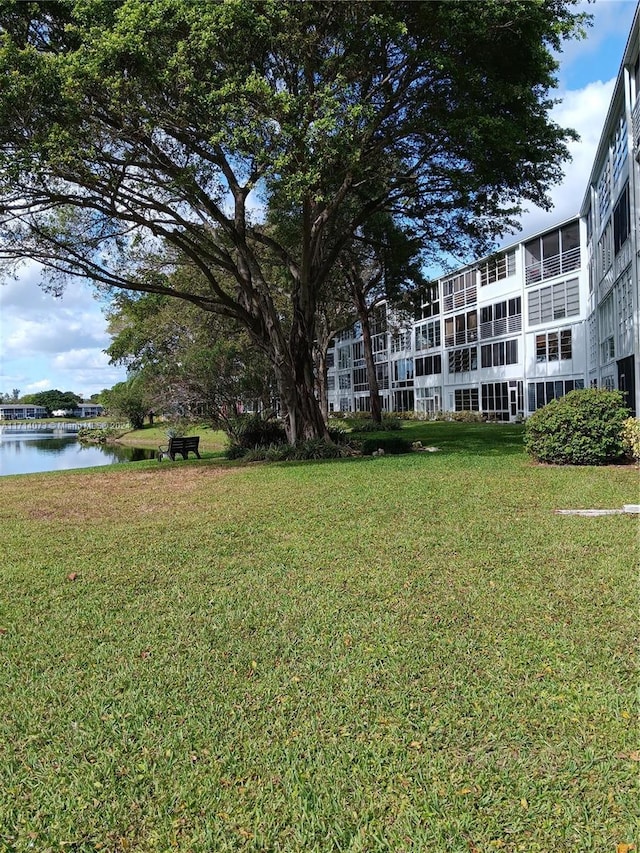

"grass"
[0,423,638,852]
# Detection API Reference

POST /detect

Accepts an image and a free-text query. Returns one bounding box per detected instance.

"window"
[338,346,352,370]
[613,184,630,255]
[353,367,368,392]
[528,279,580,325]
[442,270,477,312]
[612,116,628,185]
[527,379,584,411]
[370,306,387,335]
[448,347,478,373]
[481,382,510,420]
[524,220,580,284]
[416,386,441,415]
[338,374,351,390]
[480,339,518,368]
[394,390,414,412]
[393,358,414,385]
[480,297,521,338]
[352,341,364,364]
[376,362,389,390]
[415,320,441,350]
[598,292,615,366]
[326,350,334,369]
[601,337,615,363]
[415,354,442,376]
[535,329,572,363]
[419,283,440,319]
[597,159,611,224]
[455,388,479,411]
[479,250,516,286]
[336,328,353,342]
[444,311,477,347]
[371,333,387,362]
[390,330,410,353]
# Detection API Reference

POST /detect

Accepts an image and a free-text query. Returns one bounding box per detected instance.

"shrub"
[290,439,345,460]
[361,436,412,456]
[328,425,349,444]
[225,444,248,460]
[523,389,630,465]
[77,427,119,444]
[451,410,485,423]
[346,415,402,432]
[621,417,640,462]
[227,413,287,449]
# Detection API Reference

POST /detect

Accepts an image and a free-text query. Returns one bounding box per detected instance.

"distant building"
[75,403,104,418]
[0,404,47,420]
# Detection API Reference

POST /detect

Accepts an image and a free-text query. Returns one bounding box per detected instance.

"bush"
[361,436,412,456]
[327,425,349,444]
[77,427,120,444]
[226,413,287,449]
[621,417,640,462]
[346,415,402,432]
[451,410,485,423]
[523,389,630,465]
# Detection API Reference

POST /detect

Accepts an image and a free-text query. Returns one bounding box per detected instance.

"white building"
[0,404,47,420]
[581,5,639,415]
[327,8,639,420]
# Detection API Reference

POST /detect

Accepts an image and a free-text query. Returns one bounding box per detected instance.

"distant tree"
[105,290,278,426]
[99,379,147,429]
[0,1,587,441]
[20,390,82,415]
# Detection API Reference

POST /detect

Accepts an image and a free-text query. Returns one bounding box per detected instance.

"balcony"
[525,245,581,285]
[480,314,522,339]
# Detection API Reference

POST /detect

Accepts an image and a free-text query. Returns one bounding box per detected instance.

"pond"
[0,430,156,476]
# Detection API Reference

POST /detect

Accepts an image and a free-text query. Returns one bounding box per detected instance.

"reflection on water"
[0,431,156,476]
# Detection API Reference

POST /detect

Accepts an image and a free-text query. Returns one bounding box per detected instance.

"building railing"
[480,315,522,339]
[525,245,580,285]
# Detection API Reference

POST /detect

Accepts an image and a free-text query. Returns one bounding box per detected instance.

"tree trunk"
[353,287,383,424]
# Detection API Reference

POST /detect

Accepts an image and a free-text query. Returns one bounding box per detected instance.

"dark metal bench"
[157,435,201,461]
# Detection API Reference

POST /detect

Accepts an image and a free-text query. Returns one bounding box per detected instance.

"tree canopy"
[0,0,586,440]
[20,389,82,414]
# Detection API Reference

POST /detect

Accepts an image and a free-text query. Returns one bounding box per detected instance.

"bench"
[157,435,201,461]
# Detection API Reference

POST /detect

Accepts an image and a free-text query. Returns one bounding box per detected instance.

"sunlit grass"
[0,424,637,851]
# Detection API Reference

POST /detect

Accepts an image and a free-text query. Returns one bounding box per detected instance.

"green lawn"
[0,424,637,852]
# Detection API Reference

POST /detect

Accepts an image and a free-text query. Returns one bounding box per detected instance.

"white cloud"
[501,76,616,244]
[0,273,127,397]
[23,379,52,393]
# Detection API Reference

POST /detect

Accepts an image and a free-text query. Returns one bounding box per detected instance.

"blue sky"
[0,0,637,400]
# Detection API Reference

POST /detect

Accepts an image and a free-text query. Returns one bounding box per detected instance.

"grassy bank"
[0,424,637,852]
[115,423,227,453]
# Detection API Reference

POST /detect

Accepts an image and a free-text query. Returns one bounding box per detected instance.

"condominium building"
[327,8,639,420]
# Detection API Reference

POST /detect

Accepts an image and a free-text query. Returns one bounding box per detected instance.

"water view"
[0,429,155,476]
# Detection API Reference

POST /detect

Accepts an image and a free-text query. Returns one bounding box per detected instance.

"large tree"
[0,1,585,441]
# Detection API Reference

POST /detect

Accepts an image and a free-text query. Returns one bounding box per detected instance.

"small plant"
[524,389,630,465]
[621,416,640,462]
